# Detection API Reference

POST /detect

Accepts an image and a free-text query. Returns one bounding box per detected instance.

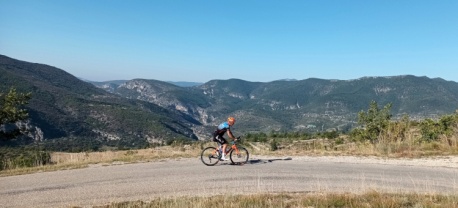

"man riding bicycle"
[213,116,237,161]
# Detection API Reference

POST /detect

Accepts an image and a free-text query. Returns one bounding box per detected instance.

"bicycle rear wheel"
[230,146,249,165]
[200,147,220,166]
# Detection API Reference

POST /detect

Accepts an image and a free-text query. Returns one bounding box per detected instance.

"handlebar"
[231,136,242,144]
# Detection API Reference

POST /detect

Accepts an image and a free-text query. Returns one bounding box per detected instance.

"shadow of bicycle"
[226,157,293,166]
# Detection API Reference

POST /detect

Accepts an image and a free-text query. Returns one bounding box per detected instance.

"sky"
[1,0,458,83]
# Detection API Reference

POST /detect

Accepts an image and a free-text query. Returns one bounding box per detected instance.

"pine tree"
[0,87,32,139]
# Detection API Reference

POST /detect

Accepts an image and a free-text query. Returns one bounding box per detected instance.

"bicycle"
[200,136,249,166]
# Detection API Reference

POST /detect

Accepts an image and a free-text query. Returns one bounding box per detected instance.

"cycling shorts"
[213,134,227,145]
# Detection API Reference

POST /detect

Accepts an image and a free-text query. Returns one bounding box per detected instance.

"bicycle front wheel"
[200,147,220,166]
[230,146,249,165]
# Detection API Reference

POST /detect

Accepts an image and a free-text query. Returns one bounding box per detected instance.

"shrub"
[270,139,278,151]
[0,149,51,170]
[419,113,458,142]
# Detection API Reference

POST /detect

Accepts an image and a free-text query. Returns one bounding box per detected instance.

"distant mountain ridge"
[88,80,202,90]
[167,81,203,87]
[0,55,199,150]
[99,75,458,134]
[2,54,458,150]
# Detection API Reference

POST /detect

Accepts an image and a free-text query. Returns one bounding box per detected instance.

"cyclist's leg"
[215,135,228,160]
[212,135,221,155]
[213,133,222,151]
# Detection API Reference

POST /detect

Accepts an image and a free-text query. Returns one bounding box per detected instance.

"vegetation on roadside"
[92,191,458,208]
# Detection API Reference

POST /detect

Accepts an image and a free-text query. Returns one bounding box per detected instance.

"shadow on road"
[223,157,293,166]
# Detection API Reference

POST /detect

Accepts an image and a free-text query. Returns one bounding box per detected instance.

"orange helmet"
[227,116,236,125]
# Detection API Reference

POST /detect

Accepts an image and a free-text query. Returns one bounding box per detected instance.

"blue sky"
[1,0,457,83]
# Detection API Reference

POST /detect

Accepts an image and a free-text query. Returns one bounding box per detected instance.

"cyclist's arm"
[227,129,236,140]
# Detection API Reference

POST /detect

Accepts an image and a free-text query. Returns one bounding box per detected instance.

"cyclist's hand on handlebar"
[232,136,240,144]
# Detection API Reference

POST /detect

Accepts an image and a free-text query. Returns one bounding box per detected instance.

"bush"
[420,114,458,142]
[321,130,339,139]
[0,149,51,170]
[420,119,442,141]
[270,139,278,151]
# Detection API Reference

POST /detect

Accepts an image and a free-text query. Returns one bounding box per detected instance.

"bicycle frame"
[217,141,240,155]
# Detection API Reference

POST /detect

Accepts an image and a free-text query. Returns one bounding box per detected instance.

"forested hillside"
[105,76,458,133]
[0,55,198,150]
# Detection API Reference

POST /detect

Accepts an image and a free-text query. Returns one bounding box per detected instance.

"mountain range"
[2,54,458,150]
[92,76,458,133]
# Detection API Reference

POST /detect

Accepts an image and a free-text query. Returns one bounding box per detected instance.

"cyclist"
[213,116,237,161]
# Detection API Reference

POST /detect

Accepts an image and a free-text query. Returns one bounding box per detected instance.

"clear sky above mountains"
[1,0,457,82]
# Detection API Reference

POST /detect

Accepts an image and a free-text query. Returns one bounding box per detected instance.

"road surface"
[1,155,458,208]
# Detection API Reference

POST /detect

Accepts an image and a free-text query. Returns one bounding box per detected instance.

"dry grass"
[51,145,200,164]
[256,133,458,158]
[2,133,458,177]
[92,191,458,208]
[0,142,206,177]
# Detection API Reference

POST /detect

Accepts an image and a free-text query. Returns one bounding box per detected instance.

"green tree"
[355,101,392,142]
[0,87,32,139]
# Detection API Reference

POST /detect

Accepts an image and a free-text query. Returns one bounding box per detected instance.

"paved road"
[1,156,458,208]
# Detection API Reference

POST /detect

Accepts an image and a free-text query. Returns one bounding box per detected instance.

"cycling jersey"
[215,121,231,136]
[213,121,231,145]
